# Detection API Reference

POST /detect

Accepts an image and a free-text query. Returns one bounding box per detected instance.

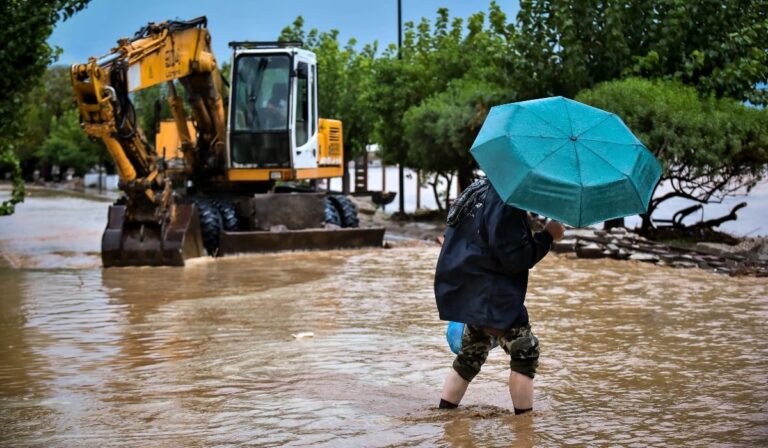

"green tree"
[279,17,378,192]
[404,78,509,209]
[576,78,768,232]
[0,0,92,215]
[513,0,768,104]
[372,4,515,193]
[628,0,767,105]
[17,65,77,171]
[38,109,105,176]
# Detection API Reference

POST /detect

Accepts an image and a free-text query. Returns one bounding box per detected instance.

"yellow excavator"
[71,16,384,267]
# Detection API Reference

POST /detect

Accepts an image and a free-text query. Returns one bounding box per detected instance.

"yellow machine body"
[122,27,217,92]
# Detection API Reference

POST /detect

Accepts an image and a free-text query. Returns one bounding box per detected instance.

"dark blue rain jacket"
[434,185,552,330]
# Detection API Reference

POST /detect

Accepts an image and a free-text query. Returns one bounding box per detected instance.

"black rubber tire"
[211,199,239,232]
[324,197,342,227]
[329,195,360,228]
[191,198,222,256]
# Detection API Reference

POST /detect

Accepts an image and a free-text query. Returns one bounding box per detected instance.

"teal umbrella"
[470,96,662,227]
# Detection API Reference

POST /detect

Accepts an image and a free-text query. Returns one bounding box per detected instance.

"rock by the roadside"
[349,196,377,216]
[629,253,660,263]
[613,249,631,260]
[746,240,768,262]
[576,243,607,259]
[566,228,597,238]
[660,253,680,263]
[693,242,739,256]
[412,222,439,230]
[671,261,698,269]
[575,238,590,247]
[552,238,576,253]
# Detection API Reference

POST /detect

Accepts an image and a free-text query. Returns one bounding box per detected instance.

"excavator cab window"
[295,62,309,147]
[230,54,291,168]
[311,65,317,137]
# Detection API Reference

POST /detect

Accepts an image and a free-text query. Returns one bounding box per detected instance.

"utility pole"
[397,0,405,214]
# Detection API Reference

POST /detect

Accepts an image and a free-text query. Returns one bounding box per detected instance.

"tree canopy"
[512,0,768,104]
[279,18,378,162]
[577,78,768,230]
[0,0,92,215]
[403,78,509,208]
[38,109,105,176]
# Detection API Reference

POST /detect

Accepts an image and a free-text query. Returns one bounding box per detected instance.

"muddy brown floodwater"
[1,185,767,447]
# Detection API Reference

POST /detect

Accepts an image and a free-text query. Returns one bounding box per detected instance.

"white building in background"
[84,173,119,190]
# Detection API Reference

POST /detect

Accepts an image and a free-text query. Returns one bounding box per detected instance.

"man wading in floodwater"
[434,178,564,414]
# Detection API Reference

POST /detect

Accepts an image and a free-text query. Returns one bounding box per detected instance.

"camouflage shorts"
[452,324,540,382]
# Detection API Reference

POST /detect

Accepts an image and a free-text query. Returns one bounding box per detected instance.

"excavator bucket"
[218,227,385,255]
[101,203,205,267]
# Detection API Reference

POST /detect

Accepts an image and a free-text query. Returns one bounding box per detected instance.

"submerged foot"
[438,398,459,409]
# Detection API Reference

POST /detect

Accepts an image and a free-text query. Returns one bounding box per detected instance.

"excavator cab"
[226,42,339,183]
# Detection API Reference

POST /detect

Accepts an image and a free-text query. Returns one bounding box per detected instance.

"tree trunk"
[342,157,350,195]
[457,165,474,193]
[398,164,405,213]
[431,176,443,212]
[444,173,454,210]
[639,212,655,235]
[416,169,421,210]
[603,217,625,230]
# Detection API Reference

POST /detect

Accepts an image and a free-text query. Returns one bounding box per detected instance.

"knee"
[509,357,538,379]
[503,330,540,379]
[452,325,492,382]
[452,356,483,382]
[452,346,489,382]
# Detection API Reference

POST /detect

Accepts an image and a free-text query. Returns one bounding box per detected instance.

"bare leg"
[441,369,470,406]
[508,371,533,410]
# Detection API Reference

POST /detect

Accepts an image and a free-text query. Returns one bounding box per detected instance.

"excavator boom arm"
[69,17,228,266]
[70,16,226,203]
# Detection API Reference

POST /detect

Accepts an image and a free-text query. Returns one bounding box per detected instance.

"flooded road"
[1,185,767,447]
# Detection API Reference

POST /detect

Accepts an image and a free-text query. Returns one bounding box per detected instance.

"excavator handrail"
[229,41,303,49]
[133,16,208,41]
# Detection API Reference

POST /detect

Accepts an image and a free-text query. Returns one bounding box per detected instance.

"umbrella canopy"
[470,96,662,227]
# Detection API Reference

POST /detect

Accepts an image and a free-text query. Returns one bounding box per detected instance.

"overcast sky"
[49,0,520,65]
